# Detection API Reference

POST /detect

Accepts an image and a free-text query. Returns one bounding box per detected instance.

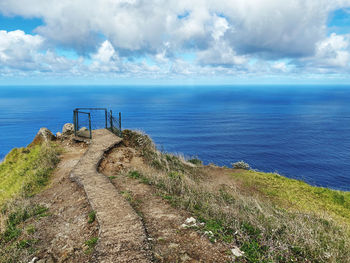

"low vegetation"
[0,143,60,206]
[122,129,350,263]
[87,211,96,224]
[84,237,98,254]
[232,160,250,170]
[0,142,60,262]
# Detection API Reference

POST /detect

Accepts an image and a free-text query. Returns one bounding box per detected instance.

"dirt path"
[70,130,151,263]
[100,145,232,263]
[30,142,99,262]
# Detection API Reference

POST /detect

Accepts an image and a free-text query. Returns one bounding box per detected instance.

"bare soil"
[100,145,232,263]
[29,142,99,263]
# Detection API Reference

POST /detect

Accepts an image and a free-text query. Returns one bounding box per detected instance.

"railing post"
[105,109,108,129]
[110,110,113,131]
[76,111,79,131]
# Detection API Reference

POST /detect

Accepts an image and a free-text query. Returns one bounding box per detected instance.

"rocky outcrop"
[62,123,74,136]
[29,127,56,146]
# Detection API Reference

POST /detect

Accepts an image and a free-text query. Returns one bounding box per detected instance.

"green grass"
[0,143,60,206]
[0,142,60,263]
[231,170,350,225]
[88,211,96,224]
[1,205,48,243]
[84,237,98,254]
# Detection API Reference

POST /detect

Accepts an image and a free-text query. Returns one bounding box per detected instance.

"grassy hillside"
[0,142,60,262]
[122,129,350,263]
[231,170,350,226]
[0,143,60,207]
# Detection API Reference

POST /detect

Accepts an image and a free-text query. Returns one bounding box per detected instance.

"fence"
[73,108,122,139]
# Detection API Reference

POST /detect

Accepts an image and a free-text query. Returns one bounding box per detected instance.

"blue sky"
[0,1,350,85]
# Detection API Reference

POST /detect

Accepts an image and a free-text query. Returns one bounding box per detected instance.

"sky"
[1,0,350,85]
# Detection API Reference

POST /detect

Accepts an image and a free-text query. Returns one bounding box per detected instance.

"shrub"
[188,158,203,165]
[232,161,250,170]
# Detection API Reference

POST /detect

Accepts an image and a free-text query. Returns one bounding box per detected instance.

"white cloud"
[1,0,348,57]
[90,40,122,72]
[1,0,350,80]
[0,30,43,70]
[314,33,350,68]
[298,33,350,72]
[272,62,288,72]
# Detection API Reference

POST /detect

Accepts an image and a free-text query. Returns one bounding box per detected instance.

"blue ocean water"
[0,85,350,191]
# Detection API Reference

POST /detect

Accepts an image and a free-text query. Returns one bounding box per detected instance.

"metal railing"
[73,108,122,139]
[107,110,122,137]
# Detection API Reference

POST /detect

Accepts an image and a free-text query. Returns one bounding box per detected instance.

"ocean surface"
[1,85,350,191]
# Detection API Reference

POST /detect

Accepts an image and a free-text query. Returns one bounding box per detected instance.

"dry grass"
[122,129,350,263]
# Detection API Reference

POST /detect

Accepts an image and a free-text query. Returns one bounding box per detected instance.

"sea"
[0,85,349,191]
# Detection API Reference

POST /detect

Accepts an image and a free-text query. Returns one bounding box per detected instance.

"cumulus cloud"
[0,0,350,80]
[0,30,43,70]
[1,0,348,56]
[313,33,350,68]
[0,30,85,74]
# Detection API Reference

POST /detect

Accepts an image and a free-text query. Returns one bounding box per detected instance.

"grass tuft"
[88,211,96,224]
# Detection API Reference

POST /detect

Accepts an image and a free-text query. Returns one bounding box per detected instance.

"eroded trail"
[100,145,231,263]
[70,130,151,263]
[27,141,98,262]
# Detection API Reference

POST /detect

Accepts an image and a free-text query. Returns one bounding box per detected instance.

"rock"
[79,127,88,132]
[180,253,192,262]
[231,246,245,257]
[62,123,74,136]
[29,128,55,146]
[56,132,62,138]
[181,217,197,228]
[185,217,196,225]
[28,257,38,263]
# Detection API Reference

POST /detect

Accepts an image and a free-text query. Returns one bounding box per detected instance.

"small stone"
[28,257,39,263]
[231,246,245,257]
[185,217,196,225]
[181,223,189,228]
